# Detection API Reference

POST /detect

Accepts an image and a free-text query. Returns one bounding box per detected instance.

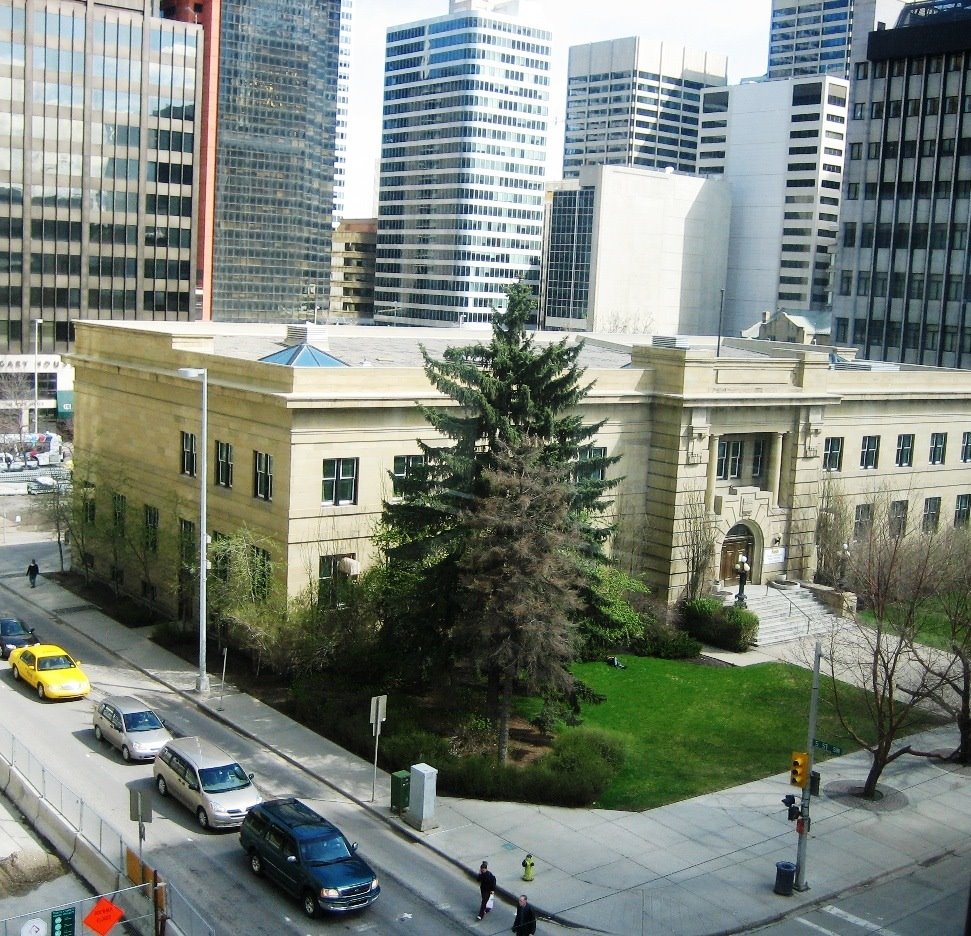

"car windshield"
[123,710,164,732]
[0,620,28,637]
[198,763,250,793]
[37,654,74,671]
[301,833,353,864]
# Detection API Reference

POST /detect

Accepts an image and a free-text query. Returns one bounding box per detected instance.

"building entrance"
[720,524,755,583]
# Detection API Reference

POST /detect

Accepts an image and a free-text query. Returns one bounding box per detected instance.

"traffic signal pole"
[795,640,822,892]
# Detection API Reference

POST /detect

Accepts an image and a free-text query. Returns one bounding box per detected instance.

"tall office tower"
[832,0,971,366]
[698,75,849,335]
[374,0,551,326]
[563,38,727,178]
[0,0,201,414]
[767,0,905,80]
[539,164,730,334]
[332,0,352,222]
[163,0,342,323]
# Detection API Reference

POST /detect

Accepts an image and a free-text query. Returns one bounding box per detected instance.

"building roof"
[258,343,348,368]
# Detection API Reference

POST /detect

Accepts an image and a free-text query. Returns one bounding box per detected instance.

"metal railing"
[770,586,815,633]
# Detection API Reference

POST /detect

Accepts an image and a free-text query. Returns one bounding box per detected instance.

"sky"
[343,0,772,217]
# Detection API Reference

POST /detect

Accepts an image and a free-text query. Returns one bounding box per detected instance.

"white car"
[93,695,173,762]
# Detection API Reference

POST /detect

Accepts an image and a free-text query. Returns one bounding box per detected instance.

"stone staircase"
[722,582,843,646]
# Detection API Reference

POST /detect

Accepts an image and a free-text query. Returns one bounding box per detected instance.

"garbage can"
[774,861,797,896]
[391,770,410,814]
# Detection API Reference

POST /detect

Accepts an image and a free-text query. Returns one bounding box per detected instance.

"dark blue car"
[0,618,39,659]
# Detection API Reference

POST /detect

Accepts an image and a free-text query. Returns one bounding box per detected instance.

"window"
[250,546,271,600]
[83,490,96,525]
[111,492,126,534]
[144,505,159,554]
[849,142,862,160]
[823,437,843,471]
[322,457,358,505]
[956,494,971,527]
[860,435,880,469]
[716,440,743,480]
[180,431,196,476]
[253,451,273,501]
[930,432,947,465]
[752,438,765,478]
[576,445,607,483]
[392,453,424,495]
[920,497,941,533]
[318,553,356,604]
[854,503,873,539]
[215,441,233,488]
[179,517,195,566]
[963,432,971,462]
[895,434,914,467]
[889,500,908,537]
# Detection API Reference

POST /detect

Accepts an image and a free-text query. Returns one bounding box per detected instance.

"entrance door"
[720,525,754,582]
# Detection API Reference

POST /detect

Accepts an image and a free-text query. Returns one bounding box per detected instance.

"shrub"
[678,599,759,652]
[717,606,759,652]
[631,621,702,659]
[380,729,453,771]
[680,597,723,630]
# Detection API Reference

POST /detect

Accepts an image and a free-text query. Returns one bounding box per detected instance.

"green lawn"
[858,601,963,653]
[552,655,943,811]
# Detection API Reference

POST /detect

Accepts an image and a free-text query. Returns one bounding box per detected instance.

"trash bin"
[391,770,410,814]
[774,861,797,896]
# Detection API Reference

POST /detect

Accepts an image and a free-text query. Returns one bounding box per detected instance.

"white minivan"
[154,737,262,830]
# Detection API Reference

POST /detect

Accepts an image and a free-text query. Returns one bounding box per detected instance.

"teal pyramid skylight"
[259,343,347,367]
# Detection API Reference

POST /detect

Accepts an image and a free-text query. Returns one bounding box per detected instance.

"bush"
[677,599,759,652]
[631,621,702,659]
[380,729,453,771]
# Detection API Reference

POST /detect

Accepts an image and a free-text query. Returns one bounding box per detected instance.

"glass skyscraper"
[0,0,201,358]
[374,0,550,326]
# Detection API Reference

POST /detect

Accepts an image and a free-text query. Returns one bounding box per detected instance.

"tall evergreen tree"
[374,281,619,688]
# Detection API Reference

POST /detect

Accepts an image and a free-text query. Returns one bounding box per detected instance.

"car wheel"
[301,890,319,919]
[11,665,19,681]
[94,725,103,742]
[156,775,168,797]
[121,746,132,763]
[249,852,263,876]
[37,683,45,700]
[196,808,210,831]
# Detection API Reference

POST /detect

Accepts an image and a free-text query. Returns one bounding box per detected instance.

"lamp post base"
[735,595,747,608]
[196,674,211,694]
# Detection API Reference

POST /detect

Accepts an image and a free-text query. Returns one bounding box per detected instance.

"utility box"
[405,762,438,831]
[391,770,410,814]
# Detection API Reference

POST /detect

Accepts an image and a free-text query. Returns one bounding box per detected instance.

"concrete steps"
[722,583,841,646]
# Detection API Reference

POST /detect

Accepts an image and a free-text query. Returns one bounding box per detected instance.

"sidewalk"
[3,534,971,935]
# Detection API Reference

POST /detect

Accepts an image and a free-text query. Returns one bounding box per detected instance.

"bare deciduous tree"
[814,473,852,587]
[678,488,716,601]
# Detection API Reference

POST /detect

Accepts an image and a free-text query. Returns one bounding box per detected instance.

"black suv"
[239,798,380,917]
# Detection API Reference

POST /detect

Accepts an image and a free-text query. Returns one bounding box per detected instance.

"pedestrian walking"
[26,559,38,588]
[476,860,496,921]
[511,894,537,934]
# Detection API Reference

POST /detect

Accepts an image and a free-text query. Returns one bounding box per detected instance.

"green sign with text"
[813,739,843,755]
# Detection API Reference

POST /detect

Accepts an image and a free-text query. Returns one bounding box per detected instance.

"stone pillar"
[406,762,438,832]
[769,432,785,506]
[706,434,720,511]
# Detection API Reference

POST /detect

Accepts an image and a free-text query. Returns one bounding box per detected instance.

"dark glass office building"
[0,0,201,361]
[165,0,342,323]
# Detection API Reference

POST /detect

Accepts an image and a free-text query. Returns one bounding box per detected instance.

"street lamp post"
[177,367,211,694]
[32,318,42,434]
[735,554,750,608]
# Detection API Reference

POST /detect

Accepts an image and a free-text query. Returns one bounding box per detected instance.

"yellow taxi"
[9,644,91,700]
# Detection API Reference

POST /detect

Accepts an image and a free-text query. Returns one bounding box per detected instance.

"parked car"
[27,477,70,495]
[154,737,261,830]
[240,798,381,918]
[9,644,90,700]
[0,617,39,659]
[93,695,173,762]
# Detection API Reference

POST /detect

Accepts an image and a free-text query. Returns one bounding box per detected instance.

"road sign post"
[794,641,821,892]
[369,694,387,802]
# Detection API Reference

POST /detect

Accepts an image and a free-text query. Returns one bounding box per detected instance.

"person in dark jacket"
[26,559,38,588]
[476,861,496,920]
[512,894,537,934]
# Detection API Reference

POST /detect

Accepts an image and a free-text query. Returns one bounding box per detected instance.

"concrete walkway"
[1,533,970,935]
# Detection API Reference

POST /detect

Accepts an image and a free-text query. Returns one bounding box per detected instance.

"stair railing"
[773,588,813,633]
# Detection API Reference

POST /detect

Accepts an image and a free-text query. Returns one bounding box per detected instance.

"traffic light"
[781,793,799,821]
[790,751,809,787]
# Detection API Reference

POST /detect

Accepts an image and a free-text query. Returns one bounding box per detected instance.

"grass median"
[535,655,944,811]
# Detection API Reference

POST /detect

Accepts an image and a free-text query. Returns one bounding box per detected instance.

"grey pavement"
[1,532,970,935]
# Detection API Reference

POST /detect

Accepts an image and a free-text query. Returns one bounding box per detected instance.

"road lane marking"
[823,905,903,935]
[797,919,842,934]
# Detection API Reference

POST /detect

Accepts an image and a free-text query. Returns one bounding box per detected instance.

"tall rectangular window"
[392,453,424,495]
[923,497,941,532]
[889,500,908,537]
[180,431,196,476]
[716,440,743,480]
[111,492,126,534]
[322,457,358,505]
[956,494,970,527]
[854,503,873,539]
[860,435,880,469]
[251,546,271,600]
[576,445,607,482]
[253,451,273,501]
[751,438,766,478]
[179,517,195,566]
[895,434,914,467]
[144,504,159,554]
[962,432,971,463]
[823,437,843,471]
[216,441,234,488]
[930,432,948,465]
